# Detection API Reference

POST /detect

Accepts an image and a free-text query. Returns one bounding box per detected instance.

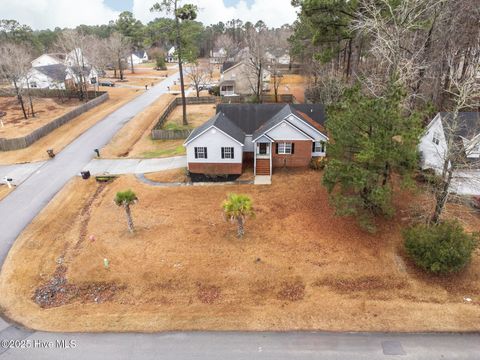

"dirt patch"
[1,171,480,332]
[197,284,221,304]
[314,275,408,293]
[277,280,306,302]
[33,265,122,309]
[0,88,142,165]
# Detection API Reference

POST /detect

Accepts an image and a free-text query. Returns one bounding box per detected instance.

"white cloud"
[1,0,297,30]
[133,0,297,28]
[2,0,119,30]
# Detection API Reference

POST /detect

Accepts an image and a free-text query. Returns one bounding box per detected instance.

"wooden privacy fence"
[0,89,107,100]
[150,94,296,141]
[151,129,192,140]
[0,92,109,151]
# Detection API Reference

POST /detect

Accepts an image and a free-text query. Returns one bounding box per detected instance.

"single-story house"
[129,50,149,65]
[419,112,480,195]
[218,61,271,96]
[18,64,72,89]
[184,103,328,178]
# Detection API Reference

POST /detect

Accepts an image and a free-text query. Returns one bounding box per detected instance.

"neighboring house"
[218,61,271,96]
[166,46,177,63]
[129,50,149,65]
[265,50,291,65]
[419,112,480,195]
[210,47,235,64]
[22,51,98,89]
[184,103,328,178]
[18,64,72,89]
[31,53,65,68]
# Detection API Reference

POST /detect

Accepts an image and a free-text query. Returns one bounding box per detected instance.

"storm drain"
[382,340,406,356]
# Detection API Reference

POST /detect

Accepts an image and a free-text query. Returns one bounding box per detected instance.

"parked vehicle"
[99,81,115,87]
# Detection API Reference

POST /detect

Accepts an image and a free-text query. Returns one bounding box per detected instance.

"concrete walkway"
[82,156,187,176]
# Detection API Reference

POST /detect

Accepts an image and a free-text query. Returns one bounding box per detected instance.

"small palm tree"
[114,189,138,233]
[222,193,255,238]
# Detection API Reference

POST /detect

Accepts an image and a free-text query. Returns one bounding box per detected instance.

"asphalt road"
[0,73,179,263]
[1,72,479,359]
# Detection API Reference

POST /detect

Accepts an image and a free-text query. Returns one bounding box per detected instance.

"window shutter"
[231,147,234,159]
[194,147,198,159]
[204,147,208,159]
[312,142,315,152]
[221,147,225,159]
[291,143,295,154]
[276,143,279,154]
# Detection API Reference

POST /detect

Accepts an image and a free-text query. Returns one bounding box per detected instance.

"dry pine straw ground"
[0,97,83,139]
[1,170,480,332]
[0,88,142,165]
[164,104,217,129]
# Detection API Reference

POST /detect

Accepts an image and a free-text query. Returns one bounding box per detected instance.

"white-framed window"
[194,147,207,159]
[277,142,293,154]
[257,143,269,155]
[432,131,440,145]
[313,141,325,153]
[221,147,234,159]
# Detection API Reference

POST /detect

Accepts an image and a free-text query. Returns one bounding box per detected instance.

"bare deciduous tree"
[187,62,211,97]
[0,42,32,119]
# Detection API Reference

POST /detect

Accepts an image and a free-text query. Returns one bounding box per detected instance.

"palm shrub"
[404,220,478,274]
[114,189,138,233]
[222,193,255,238]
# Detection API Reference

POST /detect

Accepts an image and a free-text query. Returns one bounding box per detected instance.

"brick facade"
[188,162,243,175]
[272,140,312,168]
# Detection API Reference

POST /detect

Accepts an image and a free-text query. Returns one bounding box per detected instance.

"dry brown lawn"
[0,88,142,165]
[1,170,480,332]
[164,104,216,129]
[0,97,83,139]
[101,94,174,158]
[144,168,188,183]
[272,74,307,103]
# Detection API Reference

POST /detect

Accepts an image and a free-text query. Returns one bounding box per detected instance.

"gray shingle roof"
[440,112,480,140]
[185,112,245,145]
[34,64,67,82]
[216,103,326,135]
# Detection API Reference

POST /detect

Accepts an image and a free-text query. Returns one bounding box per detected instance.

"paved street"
[1,72,479,360]
[1,329,480,359]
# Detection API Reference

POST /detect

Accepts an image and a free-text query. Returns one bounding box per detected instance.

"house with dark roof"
[19,64,72,89]
[419,112,480,171]
[184,103,328,179]
[129,50,149,65]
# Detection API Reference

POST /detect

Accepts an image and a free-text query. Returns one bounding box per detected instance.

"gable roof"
[184,112,245,145]
[34,64,67,82]
[133,50,147,58]
[439,112,480,140]
[216,103,326,135]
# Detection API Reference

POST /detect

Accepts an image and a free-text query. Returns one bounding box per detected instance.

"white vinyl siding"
[186,127,243,164]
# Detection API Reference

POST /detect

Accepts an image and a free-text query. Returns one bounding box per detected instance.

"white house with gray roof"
[184,103,328,179]
[419,112,480,195]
